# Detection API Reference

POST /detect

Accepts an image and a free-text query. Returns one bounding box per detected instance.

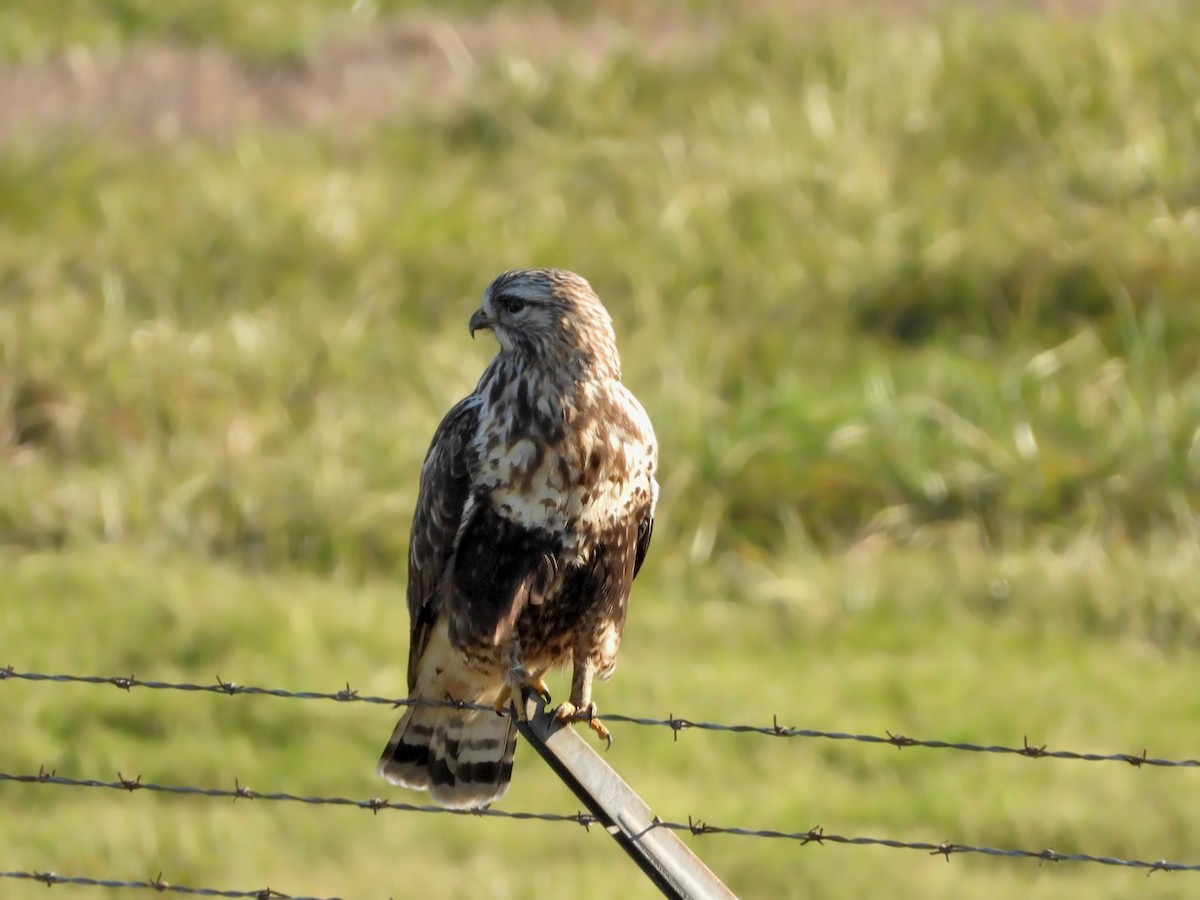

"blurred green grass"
[3,1,1200,898]
[3,4,1199,569]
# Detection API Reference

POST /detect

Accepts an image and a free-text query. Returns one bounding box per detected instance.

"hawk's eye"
[497,294,526,315]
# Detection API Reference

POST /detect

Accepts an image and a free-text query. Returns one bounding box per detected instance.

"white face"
[470,268,622,377]
[480,280,557,355]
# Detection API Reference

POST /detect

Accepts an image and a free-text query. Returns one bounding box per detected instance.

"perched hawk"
[377,268,659,809]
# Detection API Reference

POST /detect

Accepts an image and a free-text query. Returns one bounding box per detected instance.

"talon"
[554,701,578,723]
[554,701,611,748]
[501,667,552,721]
[591,718,613,750]
[585,712,612,749]
[493,685,514,717]
[526,672,552,706]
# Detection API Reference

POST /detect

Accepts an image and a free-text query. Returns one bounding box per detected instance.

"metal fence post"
[515,693,738,900]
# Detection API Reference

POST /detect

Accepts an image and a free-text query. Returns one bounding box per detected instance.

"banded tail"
[377,700,517,809]
[377,620,517,809]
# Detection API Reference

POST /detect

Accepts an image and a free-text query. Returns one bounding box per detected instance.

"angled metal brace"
[515,693,737,900]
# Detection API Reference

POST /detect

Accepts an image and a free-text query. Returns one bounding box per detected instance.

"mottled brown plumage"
[377,269,658,808]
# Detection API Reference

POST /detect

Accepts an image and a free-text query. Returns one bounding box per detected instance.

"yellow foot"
[554,701,612,749]
[525,672,552,705]
[494,672,553,720]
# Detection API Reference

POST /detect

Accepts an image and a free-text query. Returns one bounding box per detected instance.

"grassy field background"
[3,1,1200,897]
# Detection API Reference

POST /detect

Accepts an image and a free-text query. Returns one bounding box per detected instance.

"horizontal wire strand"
[0,869,339,899]
[4,668,1197,769]
[4,770,1198,874]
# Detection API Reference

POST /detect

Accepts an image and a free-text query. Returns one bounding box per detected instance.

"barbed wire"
[4,668,1198,769]
[0,768,596,827]
[0,870,338,899]
[3,768,1198,875]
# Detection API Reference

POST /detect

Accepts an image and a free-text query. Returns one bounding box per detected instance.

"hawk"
[377,268,659,809]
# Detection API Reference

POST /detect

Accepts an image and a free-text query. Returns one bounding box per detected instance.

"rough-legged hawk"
[378,268,658,809]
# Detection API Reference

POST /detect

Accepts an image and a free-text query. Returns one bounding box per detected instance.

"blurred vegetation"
[3,1,1200,898]
[3,2,1199,576]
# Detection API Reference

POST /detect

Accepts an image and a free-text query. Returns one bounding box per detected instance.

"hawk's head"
[470,269,620,378]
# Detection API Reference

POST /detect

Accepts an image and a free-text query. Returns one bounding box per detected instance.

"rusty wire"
[4,769,1199,875]
[0,870,337,899]
[4,667,1197,769]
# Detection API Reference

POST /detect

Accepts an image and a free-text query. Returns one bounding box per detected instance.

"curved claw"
[537,686,553,706]
[587,716,612,749]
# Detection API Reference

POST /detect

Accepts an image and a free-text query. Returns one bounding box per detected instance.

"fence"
[3,667,1199,898]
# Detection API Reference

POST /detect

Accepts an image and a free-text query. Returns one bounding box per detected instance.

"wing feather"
[632,510,653,581]
[445,502,560,648]
[406,395,481,690]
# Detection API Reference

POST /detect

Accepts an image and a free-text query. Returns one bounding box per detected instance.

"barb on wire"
[4,769,1199,875]
[4,668,1198,769]
[0,869,339,899]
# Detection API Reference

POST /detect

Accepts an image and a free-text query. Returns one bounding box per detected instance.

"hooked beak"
[468,308,494,339]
